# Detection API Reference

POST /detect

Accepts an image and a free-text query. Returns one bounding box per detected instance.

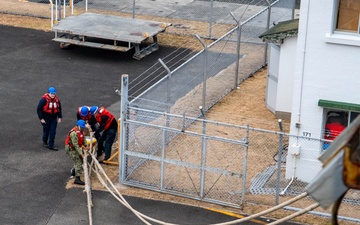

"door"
[266,43,280,113]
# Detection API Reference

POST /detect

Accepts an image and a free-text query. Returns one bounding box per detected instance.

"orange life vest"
[65,126,84,148]
[95,107,115,130]
[42,93,60,114]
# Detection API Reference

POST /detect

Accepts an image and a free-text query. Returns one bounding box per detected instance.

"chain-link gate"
[119,108,248,207]
[119,74,249,207]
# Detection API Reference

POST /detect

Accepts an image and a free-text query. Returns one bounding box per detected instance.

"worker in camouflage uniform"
[65,119,89,185]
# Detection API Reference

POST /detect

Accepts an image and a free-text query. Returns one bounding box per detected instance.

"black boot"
[97,150,103,158]
[74,176,85,185]
[70,168,75,177]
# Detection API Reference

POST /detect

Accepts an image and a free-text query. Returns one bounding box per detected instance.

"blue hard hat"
[76,119,86,128]
[48,87,56,94]
[80,106,89,117]
[90,106,99,115]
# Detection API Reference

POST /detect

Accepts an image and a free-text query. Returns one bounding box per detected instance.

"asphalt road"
[0,24,179,225]
[0,25,300,225]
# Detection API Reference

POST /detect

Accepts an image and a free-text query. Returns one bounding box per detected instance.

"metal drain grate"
[249,166,277,195]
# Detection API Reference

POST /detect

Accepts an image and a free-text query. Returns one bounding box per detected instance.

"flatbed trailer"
[52,12,171,60]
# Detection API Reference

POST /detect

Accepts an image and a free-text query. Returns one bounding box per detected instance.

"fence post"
[62,0,66,19]
[161,129,166,190]
[208,0,214,38]
[132,0,135,19]
[264,0,272,66]
[275,119,284,205]
[50,0,54,27]
[199,106,207,199]
[158,59,172,112]
[240,124,250,208]
[230,12,242,88]
[158,58,172,140]
[55,0,59,21]
[292,0,296,19]
[119,74,129,182]
[196,35,208,111]
[158,59,173,191]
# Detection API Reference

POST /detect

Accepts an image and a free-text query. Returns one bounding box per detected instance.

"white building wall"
[287,0,360,182]
[276,37,297,114]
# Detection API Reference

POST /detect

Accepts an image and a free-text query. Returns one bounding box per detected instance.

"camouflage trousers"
[65,145,83,176]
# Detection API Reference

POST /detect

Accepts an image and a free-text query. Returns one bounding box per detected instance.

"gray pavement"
[0,25,196,225]
[46,189,245,225]
[0,25,197,225]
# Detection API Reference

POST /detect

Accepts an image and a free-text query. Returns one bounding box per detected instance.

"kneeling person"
[65,120,89,185]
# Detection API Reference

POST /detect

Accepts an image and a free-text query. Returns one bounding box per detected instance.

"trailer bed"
[52,12,171,60]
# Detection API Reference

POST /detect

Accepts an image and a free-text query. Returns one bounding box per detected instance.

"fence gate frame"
[119,74,249,208]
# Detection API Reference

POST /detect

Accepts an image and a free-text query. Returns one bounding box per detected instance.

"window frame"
[321,108,360,151]
[334,0,360,34]
[319,99,360,151]
[326,0,360,46]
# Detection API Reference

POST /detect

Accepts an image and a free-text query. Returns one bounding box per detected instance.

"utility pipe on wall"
[295,0,311,138]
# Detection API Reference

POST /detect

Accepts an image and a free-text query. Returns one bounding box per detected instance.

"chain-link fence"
[130,28,240,118]
[8,0,296,35]
[119,74,360,222]
[119,104,360,222]
[34,0,290,35]
[246,129,360,223]
[129,0,297,118]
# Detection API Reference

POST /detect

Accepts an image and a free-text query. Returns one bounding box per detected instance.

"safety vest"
[95,107,115,130]
[77,106,92,121]
[42,93,60,114]
[65,126,84,148]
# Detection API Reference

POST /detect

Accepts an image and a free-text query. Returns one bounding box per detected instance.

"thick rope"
[208,192,309,225]
[89,154,162,224]
[267,203,320,225]
[83,151,93,225]
[84,152,313,225]
[82,133,96,225]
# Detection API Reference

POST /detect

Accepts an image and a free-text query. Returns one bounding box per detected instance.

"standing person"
[90,106,117,162]
[37,86,62,151]
[76,105,99,141]
[65,119,89,185]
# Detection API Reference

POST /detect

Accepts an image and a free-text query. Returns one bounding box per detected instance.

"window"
[322,109,360,150]
[325,0,360,46]
[336,0,360,33]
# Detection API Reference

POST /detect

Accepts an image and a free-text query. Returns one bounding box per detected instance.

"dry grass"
[0,13,50,31]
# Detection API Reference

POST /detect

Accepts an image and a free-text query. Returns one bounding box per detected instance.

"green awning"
[318,99,360,112]
[259,19,299,43]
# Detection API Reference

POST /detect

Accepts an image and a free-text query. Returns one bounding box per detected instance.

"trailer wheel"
[60,42,71,49]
